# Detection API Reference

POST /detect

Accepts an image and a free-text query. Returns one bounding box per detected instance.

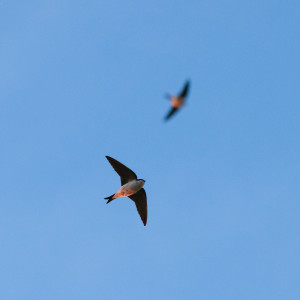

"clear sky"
[1,1,300,299]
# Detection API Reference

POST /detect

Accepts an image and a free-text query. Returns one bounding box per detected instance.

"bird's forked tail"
[104,194,115,204]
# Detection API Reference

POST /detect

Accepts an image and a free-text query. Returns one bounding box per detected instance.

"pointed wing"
[105,156,137,185]
[179,81,190,98]
[129,188,147,226]
[165,107,178,121]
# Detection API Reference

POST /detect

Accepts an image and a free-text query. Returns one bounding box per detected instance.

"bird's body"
[171,96,185,109]
[111,179,145,199]
[104,156,148,226]
[165,80,190,120]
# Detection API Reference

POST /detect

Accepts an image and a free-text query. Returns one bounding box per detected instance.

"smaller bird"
[164,80,190,121]
[104,156,148,226]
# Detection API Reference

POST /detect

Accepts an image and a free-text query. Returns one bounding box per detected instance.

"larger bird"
[104,156,147,226]
[165,80,190,121]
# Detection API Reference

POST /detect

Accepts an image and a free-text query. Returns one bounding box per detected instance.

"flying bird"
[164,80,190,121]
[104,156,147,226]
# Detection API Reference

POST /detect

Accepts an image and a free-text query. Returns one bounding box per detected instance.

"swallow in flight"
[165,80,190,121]
[104,156,147,226]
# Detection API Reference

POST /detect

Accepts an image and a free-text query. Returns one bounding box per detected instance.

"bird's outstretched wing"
[165,107,178,121]
[129,188,147,226]
[179,81,190,98]
[105,156,137,185]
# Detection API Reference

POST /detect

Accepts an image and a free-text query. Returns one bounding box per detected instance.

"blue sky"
[1,0,300,299]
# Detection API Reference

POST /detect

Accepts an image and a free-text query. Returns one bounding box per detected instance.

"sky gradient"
[1,1,300,299]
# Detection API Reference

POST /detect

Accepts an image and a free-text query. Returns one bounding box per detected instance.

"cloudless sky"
[1,0,300,299]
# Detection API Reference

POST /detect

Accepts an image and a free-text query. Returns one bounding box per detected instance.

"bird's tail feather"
[104,194,115,204]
